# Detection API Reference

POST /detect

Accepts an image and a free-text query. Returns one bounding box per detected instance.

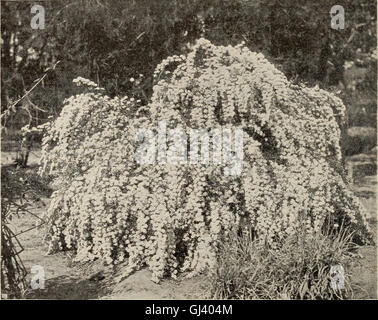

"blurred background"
[1,0,376,158]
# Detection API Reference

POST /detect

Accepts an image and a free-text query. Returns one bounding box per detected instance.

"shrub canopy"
[40,39,372,282]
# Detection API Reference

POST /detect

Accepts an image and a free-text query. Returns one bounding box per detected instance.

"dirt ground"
[2,151,377,300]
[10,201,210,300]
[348,173,377,299]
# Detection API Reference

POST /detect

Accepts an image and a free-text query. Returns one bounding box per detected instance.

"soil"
[2,150,377,300]
[9,202,210,300]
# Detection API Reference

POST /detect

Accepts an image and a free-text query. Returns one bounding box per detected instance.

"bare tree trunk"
[15,135,32,168]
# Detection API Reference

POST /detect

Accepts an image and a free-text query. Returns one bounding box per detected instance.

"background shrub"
[343,127,377,156]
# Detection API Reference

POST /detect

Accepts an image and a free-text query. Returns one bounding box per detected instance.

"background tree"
[1,0,376,141]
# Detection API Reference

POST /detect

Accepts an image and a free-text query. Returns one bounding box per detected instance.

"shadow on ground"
[24,274,109,300]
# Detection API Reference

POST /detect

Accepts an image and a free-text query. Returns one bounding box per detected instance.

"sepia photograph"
[0,0,377,306]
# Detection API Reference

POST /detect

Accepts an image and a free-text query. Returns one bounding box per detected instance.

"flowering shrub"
[40,39,373,282]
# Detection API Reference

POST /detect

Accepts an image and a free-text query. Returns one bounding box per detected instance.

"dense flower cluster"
[40,39,373,282]
[72,76,105,92]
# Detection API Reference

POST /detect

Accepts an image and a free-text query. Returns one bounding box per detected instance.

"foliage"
[40,39,372,282]
[343,126,377,156]
[340,49,377,129]
[210,226,356,299]
[1,165,51,298]
[1,0,376,131]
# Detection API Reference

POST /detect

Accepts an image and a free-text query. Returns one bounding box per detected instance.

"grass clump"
[210,226,357,300]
